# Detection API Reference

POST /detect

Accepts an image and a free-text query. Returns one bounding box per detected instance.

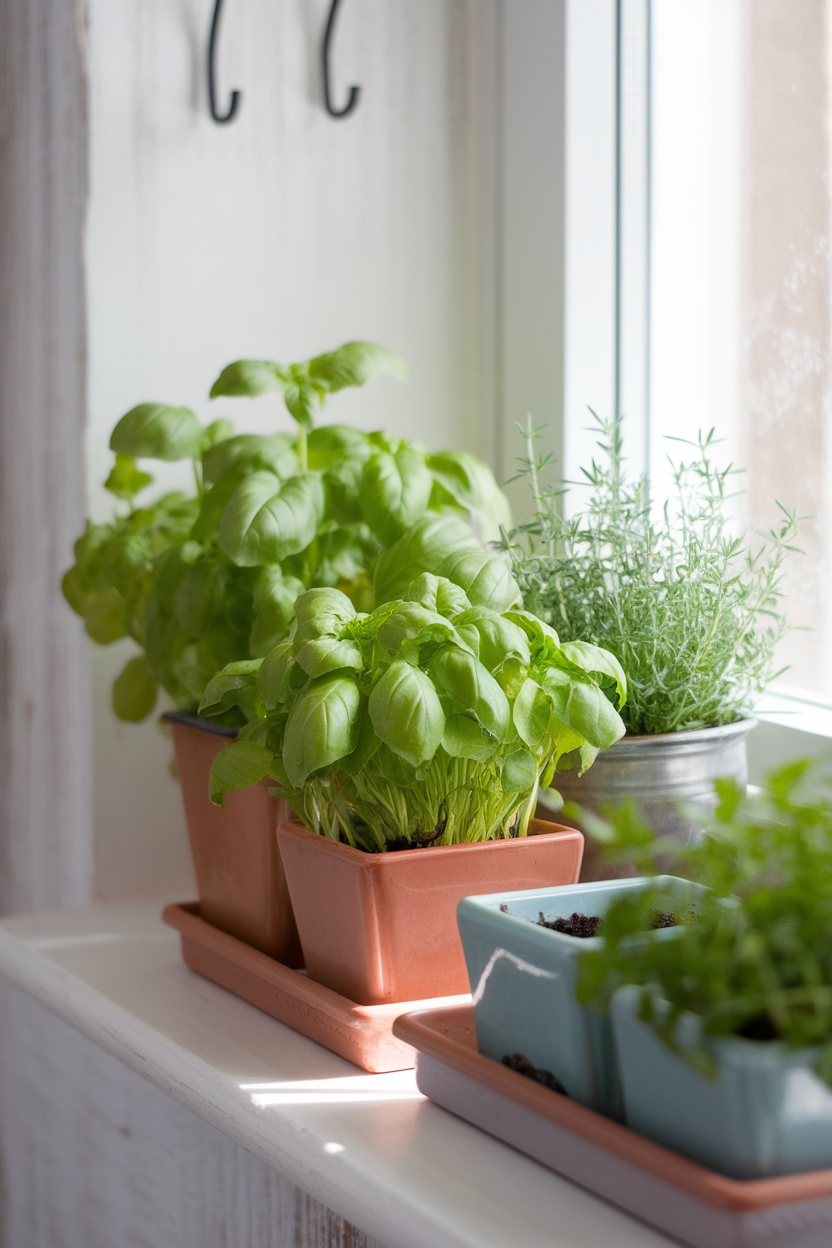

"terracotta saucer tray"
[393,1004,832,1248]
[163,902,469,1073]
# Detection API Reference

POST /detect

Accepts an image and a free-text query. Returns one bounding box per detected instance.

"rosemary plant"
[505,414,800,734]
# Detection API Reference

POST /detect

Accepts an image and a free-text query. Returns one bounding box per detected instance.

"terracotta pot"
[276,817,584,1005]
[165,711,302,966]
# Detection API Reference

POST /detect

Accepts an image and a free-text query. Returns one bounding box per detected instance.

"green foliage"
[505,414,801,734]
[112,655,158,721]
[64,341,511,722]
[576,758,832,1083]
[205,575,627,850]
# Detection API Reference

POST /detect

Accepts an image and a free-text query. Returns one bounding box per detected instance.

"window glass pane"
[649,0,828,699]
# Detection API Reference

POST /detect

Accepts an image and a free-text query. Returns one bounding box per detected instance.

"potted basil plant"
[505,413,800,878]
[63,340,510,959]
[206,572,628,1004]
[577,759,832,1179]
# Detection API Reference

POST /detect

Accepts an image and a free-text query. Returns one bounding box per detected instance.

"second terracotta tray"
[393,1005,832,1248]
[163,903,469,1073]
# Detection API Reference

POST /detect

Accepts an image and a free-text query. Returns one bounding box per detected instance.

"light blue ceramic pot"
[457,875,697,1119]
[611,985,832,1179]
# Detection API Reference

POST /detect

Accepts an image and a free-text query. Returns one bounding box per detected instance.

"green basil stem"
[297,425,308,474]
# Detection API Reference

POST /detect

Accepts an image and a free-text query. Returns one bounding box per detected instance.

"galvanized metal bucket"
[545,719,756,881]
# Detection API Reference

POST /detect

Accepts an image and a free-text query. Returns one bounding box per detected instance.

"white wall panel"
[84,0,492,897]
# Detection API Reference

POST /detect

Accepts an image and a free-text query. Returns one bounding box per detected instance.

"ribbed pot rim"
[609,717,757,752]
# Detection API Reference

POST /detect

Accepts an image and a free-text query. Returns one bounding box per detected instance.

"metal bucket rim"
[611,717,757,751]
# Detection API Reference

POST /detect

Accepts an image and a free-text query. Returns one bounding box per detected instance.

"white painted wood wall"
[84,0,499,902]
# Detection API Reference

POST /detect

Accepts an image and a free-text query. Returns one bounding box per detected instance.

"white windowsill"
[755,689,832,739]
[0,899,673,1248]
[749,689,832,782]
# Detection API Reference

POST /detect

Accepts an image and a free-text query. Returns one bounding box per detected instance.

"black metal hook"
[208,0,241,124]
[322,0,360,119]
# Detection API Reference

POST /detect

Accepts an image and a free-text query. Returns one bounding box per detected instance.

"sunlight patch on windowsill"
[239,1072,424,1109]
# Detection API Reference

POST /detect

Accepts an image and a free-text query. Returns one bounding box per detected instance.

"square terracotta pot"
[276,817,584,1005]
[166,711,302,966]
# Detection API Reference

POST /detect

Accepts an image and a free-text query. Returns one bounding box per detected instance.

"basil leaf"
[542,669,625,750]
[295,636,364,679]
[202,434,299,485]
[374,743,419,787]
[307,424,373,469]
[504,609,562,647]
[430,644,511,740]
[281,379,320,431]
[404,573,471,618]
[513,678,552,751]
[454,608,531,671]
[199,659,262,719]
[426,450,512,533]
[209,740,277,807]
[314,527,376,585]
[283,673,361,788]
[320,462,366,526]
[376,602,456,652]
[209,359,288,398]
[112,655,158,722]
[437,548,522,612]
[219,471,325,566]
[94,530,153,593]
[560,639,628,710]
[372,516,481,605]
[62,567,128,644]
[337,707,382,776]
[293,587,357,642]
[442,714,499,762]
[308,342,409,392]
[249,566,305,657]
[110,404,204,462]
[257,641,296,711]
[367,659,445,767]
[360,449,434,545]
[190,476,240,542]
[104,454,154,501]
[174,558,224,639]
[501,748,538,794]
[201,418,235,450]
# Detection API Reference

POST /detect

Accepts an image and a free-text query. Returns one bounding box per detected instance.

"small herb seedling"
[576,758,832,1085]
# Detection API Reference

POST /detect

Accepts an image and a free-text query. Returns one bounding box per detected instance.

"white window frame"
[490,0,832,780]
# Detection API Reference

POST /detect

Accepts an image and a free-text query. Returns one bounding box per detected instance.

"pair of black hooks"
[208,0,360,124]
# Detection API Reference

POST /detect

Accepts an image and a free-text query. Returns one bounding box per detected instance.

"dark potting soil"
[382,817,521,853]
[502,1052,567,1095]
[538,911,604,938]
[735,1013,780,1041]
[499,905,678,938]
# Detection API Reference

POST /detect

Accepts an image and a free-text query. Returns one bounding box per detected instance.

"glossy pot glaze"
[612,985,832,1179]
[458,876,702,1118]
